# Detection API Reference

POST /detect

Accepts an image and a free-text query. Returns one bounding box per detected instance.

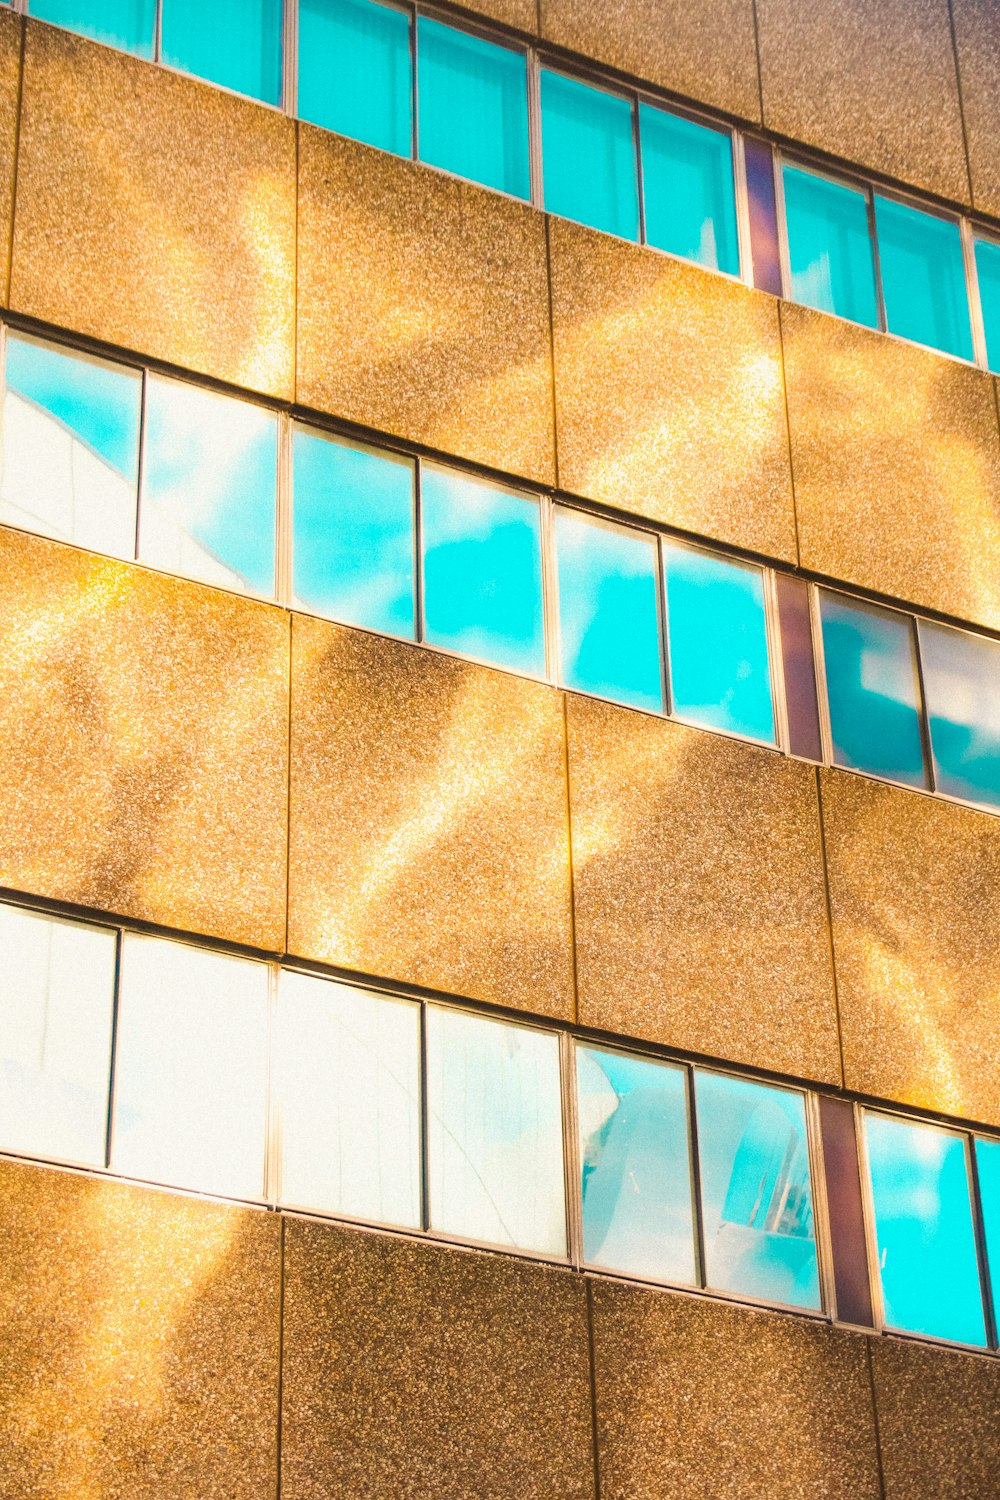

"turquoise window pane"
[820,593,927,788]
[298,0,411,156]
[555,509,663,713]
[694,1071,820,1310]
[782,164,878,327]
[639,104,738,274]
[974,1138,1000,1319]
[974,237,1000,375]
[421,466,545,675]
[29,0,155,56]
[1,333,141,558]
[874,195,973,360]
[540,70,639,240]
[576,1045,696,1285]
[918,620,1000,810]
[866,1114,986,1347]
[161,0,283,106]
[292,427,415,638]
[663,543,775,743]
[417,18,528,199]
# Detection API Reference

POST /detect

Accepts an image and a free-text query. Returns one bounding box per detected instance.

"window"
[540,70,639,241]
[416,18,529,200]
[555,508,663,712]
[918,620,1000,810]
[420,465,545,675]
[298,0,411,155]
[292,425,415,637]
[874,196,973,361]
[865,1113,987,1347]
[974,236,1000,376]
[110,935,269,1200]
[782,164,878,328]
[0,904,117,1168]
[819,592,928,789]
[639,104,739,275]
[694,1071,820,1310]
[29,0,156,57]
[160,0,284,106]
[974,1137,1000,1319]
[576,1044,696,1285]
[425,1005,565,1255]
[662,542,775,744]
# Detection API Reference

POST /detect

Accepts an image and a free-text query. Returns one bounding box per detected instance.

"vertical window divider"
[134,367,149,563]
[967,1134,999,1350]
[413,455,425,643]
[732,130,754,288]
[631,91,646,247]
[803,1090,836,1319]
[771,150,792,300]
[655,535,672,718]
[409,2,420,163]
[909,612,937,794]
[539,493,560,686]
[264,963,280,1207]
[282,0,299,118]
[807,583,834,767]
[866,186,889,334]
[685,1067,707,1289]
[526,46,544,210]
[762,567,790,754]
[961,217,990,372]
[418,1000,430,1233]
[153,0,164,64]
[103,928,124,1173]
[854,1105,887,1334]
[559,1030,583,1270]
[275,411,294,606]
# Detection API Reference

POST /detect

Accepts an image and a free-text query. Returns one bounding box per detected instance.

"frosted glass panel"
[875,196,973,360]
[919,620,1000,809]
[298,0,411,155]
[540,70,639,240]
[640,104,738,274]
[783,165,878,327]
[161,0,284,106]
[30,0,155,57]
[417,18,529,199]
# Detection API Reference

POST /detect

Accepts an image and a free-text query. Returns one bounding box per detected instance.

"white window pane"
[0,904,117,1166]
[275,971,421,1227]
[111,935,269,1200]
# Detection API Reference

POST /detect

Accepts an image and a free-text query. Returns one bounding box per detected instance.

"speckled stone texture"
[592,1282,881,1500]
[462,0,538,33]
[0,1158,280,1499]
[0,9,21,305]
[821,769,1000,1127]
[297,128,555,486]
[871,1338,1000,1499]
[953,0,1000,218]
[756,0,969,203]
[287,617,575,1018]
[566,696,840,1083]
[0,529,289,949]
[782,302,1000,633]
[549,220,796,564]
[280,1219,595,1500]
[11,20,296,399]
[538,0,760,121]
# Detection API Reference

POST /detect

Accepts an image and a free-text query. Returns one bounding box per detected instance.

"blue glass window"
[420,465,545,675]
[919,621,1000,810]
[29,0,155,56]
[298,0,411,156]
[416,18,529,199]
[292,426,415,638]
[161,0,284,106]
[782,164,878,327]
[820,593,927,788]
[974,1137,1000,1320]
[639,104,739,274]
[576,1045,695,1285]
[974,236,1000,376]
[694,1071,820,1310]
[874,196,973,361]
[555,509,663,712]
[662,543,775,743]
[866,1113,986,1347]
[540,70,639,241]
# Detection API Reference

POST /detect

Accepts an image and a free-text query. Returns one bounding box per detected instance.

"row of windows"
[4,896,1000,1351]
[11,0,1000,372]
[2,325,997,813]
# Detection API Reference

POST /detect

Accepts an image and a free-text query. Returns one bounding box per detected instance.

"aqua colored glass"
[874,195,973,360]
[694,1071,820,1310]
[974,236,1000,375]
[292,427,415,638]
[639,104,738,274]
[974,1138,1000,1320]
[417,17,529,199]
[298,0,411,155]
[420,465,545,675]
[540,69,639,240]
[782,164,878,327]
[29,0,155,56]
[555,509,663,713]
[161,0,283,106]
[576,1045,696,1285]
[918,620,1000,810]
[662,543,775,743]
[866,1114,986,1347]
[820,593,927,788]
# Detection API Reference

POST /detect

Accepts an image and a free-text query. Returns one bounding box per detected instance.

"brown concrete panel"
[281,1219,595,1500]
[821,769,1000,1127]
[549,219,797,564]
[0,1157,280,1499]
[297,128,555,485]
[11,20,296,399]
[538,0,759,122]
[756,0,968,204]
[0,10,21,307]
[566,695,840,1083]
[872,1337,1000,1499]
[288,617,575,1019]
[0,529,289,950]
[592,1282,881,1500]
[782,302,1000,633]
[953,0,1000,218]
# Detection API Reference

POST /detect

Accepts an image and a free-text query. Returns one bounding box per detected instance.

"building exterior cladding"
[0,1,999,1497]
